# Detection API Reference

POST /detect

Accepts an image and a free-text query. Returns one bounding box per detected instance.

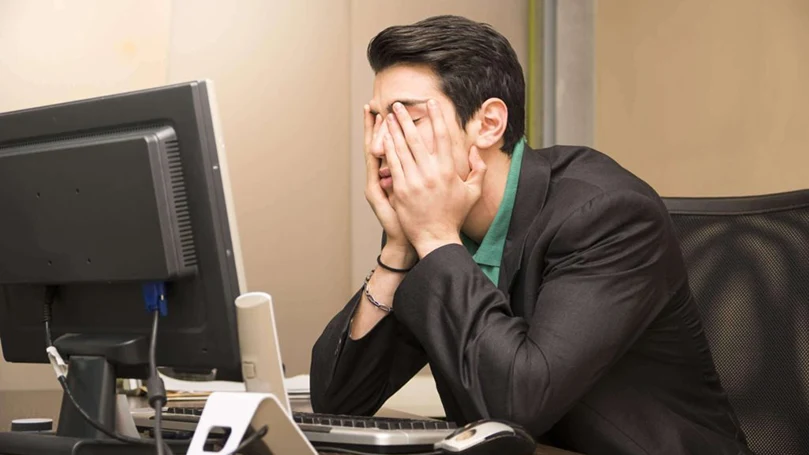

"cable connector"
[46,346,68,379]
[142,282,167,316]
[146,374,167,409]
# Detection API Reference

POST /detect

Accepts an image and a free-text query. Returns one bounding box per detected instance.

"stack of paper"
[284,374,310,399]
[156,372,310,399]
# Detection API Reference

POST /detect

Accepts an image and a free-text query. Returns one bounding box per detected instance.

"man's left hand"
[382,99,487,259]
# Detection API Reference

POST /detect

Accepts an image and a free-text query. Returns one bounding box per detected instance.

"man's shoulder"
[533,144,664,216]
[542,144,655,195]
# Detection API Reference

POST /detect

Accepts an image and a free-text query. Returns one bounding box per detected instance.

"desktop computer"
[0,81,249,454]
[0,82,463,455]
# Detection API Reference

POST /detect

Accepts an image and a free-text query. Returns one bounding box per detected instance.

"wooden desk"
[0,390,63,431]
[0,391,582,454]
[291,399,582,455]
[320,447,579,455]
[317,440,579,454]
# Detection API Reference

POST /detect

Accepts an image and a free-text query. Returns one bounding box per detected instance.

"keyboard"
[292,411,456,431]
[138,406,458,453]
[164,406,204,420]
[291,411,456,453]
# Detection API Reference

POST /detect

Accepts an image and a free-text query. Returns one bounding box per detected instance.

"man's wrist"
[414,236,462,259]
[380,243,418,269]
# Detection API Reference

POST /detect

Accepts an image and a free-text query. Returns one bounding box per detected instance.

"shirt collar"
[462,138,526,266]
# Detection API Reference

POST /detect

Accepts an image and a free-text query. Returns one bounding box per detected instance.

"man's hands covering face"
[363,105,417,267]
[381,100,487,259]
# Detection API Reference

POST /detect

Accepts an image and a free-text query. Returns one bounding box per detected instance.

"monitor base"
[52,334,149,439]
[0,432,191,455]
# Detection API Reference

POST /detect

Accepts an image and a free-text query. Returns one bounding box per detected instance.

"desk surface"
[0,390,582,455]
[291,399,581,455]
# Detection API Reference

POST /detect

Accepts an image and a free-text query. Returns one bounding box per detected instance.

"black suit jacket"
[310,145,751,455]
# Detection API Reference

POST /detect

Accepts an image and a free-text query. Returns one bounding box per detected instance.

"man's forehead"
[371,88,437,108]
[369,97,430,116]
[370,66,441,112]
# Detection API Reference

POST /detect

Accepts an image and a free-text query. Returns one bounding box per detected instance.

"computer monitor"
[0,81,247,446]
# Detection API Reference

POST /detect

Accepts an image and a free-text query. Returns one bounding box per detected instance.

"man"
[311,15,751,455]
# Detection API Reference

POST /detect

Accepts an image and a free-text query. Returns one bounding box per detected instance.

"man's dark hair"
[367,15,526,154]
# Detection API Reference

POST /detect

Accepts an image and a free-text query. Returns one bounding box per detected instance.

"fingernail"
[387,113,395,123]
[393,102,404,112]
[428,99,438,108]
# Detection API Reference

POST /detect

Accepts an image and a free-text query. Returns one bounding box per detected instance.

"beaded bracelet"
[363,269,393,313]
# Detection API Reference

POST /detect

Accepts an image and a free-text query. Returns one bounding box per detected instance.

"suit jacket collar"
[498,144,551,294]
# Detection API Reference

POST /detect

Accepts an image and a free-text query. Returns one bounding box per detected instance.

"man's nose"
[369,141,385,159]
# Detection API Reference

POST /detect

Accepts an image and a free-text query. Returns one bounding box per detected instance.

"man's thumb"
[466,145,487,190]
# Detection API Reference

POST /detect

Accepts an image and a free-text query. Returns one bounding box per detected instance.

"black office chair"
[663,189,809,455]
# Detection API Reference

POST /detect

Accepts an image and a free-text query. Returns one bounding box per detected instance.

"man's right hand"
[349,106,418,340]
[363,104,417,270]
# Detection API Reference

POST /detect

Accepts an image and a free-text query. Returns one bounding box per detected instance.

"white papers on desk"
[159,372,245,393]
[284,374,311,396]
[159,372,310,396]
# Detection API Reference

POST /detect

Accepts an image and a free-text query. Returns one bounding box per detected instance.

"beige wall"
[0,1,529,423]
[349,0,530,286]
[0,0,350,409]
[0,0,175,400]
[595,0,809,197]
[0,0,173,112]
[165,0,352,377]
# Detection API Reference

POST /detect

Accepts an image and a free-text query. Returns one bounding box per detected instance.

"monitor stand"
[53,334,149,439]
[0,334,183,454]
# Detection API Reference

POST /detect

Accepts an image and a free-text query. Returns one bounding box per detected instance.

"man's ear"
[472,98,508,150]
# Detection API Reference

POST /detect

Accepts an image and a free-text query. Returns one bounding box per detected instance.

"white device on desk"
[187,391,316,455]
[151,288,460,454]
[235,291,292,412]
[434,420,535,455]
[186,291,316,455]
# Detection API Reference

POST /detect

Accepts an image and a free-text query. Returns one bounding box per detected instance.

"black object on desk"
[0,81,249,453]
[0,432,192,455]
[9,419,52,433]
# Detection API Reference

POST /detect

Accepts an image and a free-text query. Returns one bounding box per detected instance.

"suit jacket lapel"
[498,145,551,294]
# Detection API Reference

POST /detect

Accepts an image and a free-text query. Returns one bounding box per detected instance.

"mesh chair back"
[664,190,809,455]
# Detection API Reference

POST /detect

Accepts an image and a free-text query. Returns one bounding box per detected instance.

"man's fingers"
[427,99,453,168]
[364,174,387,205]
[366,115,385,185]
[363,104,374,148]
[364,106,383,152]
[373,113,383,140]
[391,102,428,163]
[371,115,387,157]
[465,145,488,198]
[382,132,406,185]
[386,114,419,178]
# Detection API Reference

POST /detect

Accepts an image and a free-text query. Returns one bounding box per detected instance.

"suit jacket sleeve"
[309,288,429,415]
[393,189,674,435]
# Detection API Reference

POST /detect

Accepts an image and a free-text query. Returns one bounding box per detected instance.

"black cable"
[43,285,57,347]
[149,310,159,377]
[154,407,165,455]
[148,310,166,455]
[226,424,270,455]
[44,319,53,348]
[44,287,174,454]
[57,375,175,453]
